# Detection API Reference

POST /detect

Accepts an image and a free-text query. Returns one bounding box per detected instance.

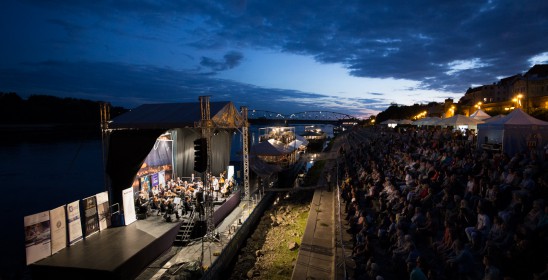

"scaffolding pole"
[241,106,250,201]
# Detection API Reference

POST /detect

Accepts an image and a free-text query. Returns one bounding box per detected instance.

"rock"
[276,215,284,223]
[288,241,298,250]
[247,269,255,279]
[271,221,278,227]
[255,250,263,257]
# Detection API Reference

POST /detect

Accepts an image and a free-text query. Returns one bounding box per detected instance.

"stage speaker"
[191,221,207,238]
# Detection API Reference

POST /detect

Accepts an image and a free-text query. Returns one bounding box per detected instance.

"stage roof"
[109,101,244,129]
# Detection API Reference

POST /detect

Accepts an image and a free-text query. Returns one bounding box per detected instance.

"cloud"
[200,51,244,72]
[2,0,547,117]
[0,60,381,117]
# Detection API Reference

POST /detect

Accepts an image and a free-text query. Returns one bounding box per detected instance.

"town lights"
[513,94,523,108]
[448,105,456,117]
[475,101,482,109]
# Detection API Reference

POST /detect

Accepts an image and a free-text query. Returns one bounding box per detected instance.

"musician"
[212,176,220,200]
[219,171,226,184]
[195,186,204,218]
[165,189,176,198]
[151,195,161,212]
[182,196,192,216]
[135,193,149,217]
[163,198,180,222]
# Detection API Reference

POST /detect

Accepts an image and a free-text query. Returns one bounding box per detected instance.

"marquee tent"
[483,114,505,123]
[411,117,441,126]
[436,114,484,131]
[397,119,413,125]
[477,109,548,156]
[469,109,491,121]
[380,119,398,125]
[105,101,245,206]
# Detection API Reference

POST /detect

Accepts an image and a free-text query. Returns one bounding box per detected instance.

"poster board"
[82,196,100,238]
[122,187,137,225]
[228,165,235,182]
[158,170,166,188]
[67,200,83,246]
[24,211,51,265]
[49,206,67,255]
[96,191,111,231]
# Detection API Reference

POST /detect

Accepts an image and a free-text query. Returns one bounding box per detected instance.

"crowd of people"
[135,172,235,222]
[337,126,548,280]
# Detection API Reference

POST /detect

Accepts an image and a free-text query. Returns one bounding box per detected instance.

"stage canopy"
[105,101,244,206]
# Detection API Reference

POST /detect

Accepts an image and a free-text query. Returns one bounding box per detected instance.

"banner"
[49,206,66,255]
[140,175,150,193]
[122,187,137,225]
[67,200,83,246]
[24,211,51,265]
[96,191,111,231]
[151,172,159,187]
[158,170,166,188]
[82,196,99,238]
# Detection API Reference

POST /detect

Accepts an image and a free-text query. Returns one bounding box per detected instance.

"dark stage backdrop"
[173,128,232,177]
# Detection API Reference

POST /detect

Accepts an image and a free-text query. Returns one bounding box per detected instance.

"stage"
[30,213,183,280]
[29,191,241,280]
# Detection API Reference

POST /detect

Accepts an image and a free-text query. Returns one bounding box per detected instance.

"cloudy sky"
[1,0,547,118]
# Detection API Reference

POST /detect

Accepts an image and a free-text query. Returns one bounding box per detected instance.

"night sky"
[1,0,547,118]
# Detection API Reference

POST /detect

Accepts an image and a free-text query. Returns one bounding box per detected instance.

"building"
[459,64,548,116]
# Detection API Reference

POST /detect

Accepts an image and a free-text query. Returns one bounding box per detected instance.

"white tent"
[412,117,442,126]
[483,114,505,123]
[380,119,398,128]
[469,109,491,121]
[397,119,413,125]
[436,114,484,131]
[477,109,548,156]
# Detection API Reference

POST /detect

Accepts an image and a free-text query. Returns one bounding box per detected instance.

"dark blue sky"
[1,0,547,118]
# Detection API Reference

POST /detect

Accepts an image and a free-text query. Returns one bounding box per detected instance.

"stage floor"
[29,192,240,280]
[30,213,183,280]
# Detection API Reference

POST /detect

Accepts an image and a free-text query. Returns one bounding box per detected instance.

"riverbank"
[228,191,313,279]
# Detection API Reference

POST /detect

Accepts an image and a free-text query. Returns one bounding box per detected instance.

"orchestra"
[134,171,236,222]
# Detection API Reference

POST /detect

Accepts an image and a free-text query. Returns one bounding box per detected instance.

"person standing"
[212,176,219,200]
[326,172,332,192]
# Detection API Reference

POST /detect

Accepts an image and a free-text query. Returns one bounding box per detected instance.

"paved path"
[292,134,354,280]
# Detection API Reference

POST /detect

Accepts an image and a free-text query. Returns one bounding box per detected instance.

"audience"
[337,125,548,279]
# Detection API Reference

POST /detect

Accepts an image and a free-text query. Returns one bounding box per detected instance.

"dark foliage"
[0,92,127,125]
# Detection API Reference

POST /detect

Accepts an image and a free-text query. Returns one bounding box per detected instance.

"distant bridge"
[247,110,359,125]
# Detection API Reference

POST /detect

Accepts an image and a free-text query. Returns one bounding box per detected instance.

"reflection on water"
[0,137,105,278]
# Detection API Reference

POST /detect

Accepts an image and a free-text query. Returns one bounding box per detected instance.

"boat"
[300,125,327,152]
[250,127,307,187]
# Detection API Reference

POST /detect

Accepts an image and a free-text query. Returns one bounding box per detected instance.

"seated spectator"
[465,205,491,249]
[446,240,477,280]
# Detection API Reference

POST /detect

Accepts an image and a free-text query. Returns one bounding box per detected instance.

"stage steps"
[174,208,196,246]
